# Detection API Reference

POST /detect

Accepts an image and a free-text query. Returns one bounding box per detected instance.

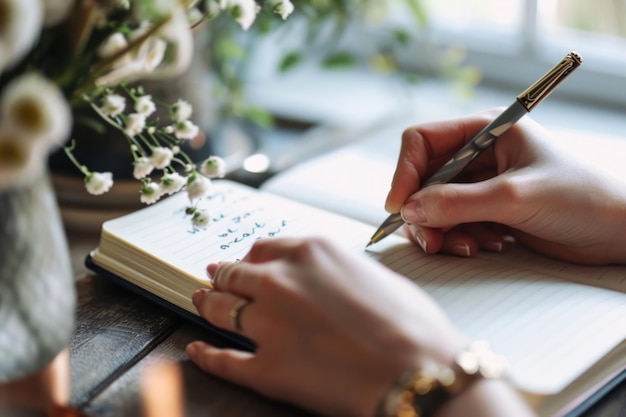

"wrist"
[374,340,516,417]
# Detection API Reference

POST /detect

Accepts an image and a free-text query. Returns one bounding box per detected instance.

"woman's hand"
[186,237,468,417]
[386,111,626,265]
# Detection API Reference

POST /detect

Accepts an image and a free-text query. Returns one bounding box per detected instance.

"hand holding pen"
[368,51,583,249]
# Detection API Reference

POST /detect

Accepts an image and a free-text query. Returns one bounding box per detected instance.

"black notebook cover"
[84,253,256,352]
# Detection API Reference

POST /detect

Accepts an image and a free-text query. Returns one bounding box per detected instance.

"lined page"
[368,242,626,395]
[98,180,372,284]
[95,179,626,400]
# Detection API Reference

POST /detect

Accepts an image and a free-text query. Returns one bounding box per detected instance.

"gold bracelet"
[375,341,508,417]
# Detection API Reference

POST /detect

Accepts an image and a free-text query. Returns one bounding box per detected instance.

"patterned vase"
[0,169,76,385]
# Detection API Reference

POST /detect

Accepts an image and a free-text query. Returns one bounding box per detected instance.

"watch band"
[375,340,508,417]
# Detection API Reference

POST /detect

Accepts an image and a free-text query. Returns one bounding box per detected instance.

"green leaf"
[244,107,274,128]
[279,52,303,72]
[405,0,429,28]
[322,52,356,69]
[215,37,247,61]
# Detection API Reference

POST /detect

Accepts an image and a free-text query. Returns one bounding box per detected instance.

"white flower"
[0,0,43,71]
[96,3,193,86]
[173,120,199,140]
[225,0,260,30]
[140,181,163,204]
[0,72,71,147]
[186,173,211,201]
[273,0,294,20]
[149,146,174,169]
[97,32,129,61]
[85,172,114,195]
[124,113,146,137]
[170,99,193,122]
[135,95,156,117]
[42,0,75,27]
[133,156,154,179]
[205,0,221,18]
[192,209,210,228]
[160,172,186,195]
[100,94,126,117]
[200,156,227,178]
[0,128,42,189]
[137,37,168,72]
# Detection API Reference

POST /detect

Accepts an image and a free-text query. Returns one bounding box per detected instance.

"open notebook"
[88,123,626,417]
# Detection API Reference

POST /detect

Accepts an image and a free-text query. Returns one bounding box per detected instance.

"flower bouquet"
[0,0,300,230]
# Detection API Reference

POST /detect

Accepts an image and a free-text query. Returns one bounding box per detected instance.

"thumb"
[400,180,515,228]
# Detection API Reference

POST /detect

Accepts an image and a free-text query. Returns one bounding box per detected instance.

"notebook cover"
[84,253,256,352]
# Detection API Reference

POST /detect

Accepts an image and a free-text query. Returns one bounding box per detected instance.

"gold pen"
[367,51,583,247]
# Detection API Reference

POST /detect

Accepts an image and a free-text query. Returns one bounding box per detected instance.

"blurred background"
[207,0,626,183]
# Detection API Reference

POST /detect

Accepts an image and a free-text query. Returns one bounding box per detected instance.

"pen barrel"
[517,51,583,111]
[422,100,528,187]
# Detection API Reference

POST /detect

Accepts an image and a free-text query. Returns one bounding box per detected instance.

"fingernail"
[414,228,427,252]
[453,243,471,257]
[401,200,427,224]
[484,241,503,252]
[206,263,218,280]
[185,342,199,356]
[192,289,207,306]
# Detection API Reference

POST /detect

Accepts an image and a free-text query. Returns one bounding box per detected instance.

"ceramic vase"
[0,169,76,407]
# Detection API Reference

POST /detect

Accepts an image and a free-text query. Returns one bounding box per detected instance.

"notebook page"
[368,242,626,395]
[479,245,626,293]
[98,180,374,284]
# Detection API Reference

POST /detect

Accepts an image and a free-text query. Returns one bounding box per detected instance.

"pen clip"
[517,51,583,111]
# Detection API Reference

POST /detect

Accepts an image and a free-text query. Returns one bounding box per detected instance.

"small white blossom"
[0,0,43,71]
[150,146,174,169]
[200,156,227,178]
[85,172,114,195]
[186,173,212,201]
[164,125,174,134]
[205,0,221,18]
[173,120,199,140]
[225,0,260,30]
[133,156,154,179]
[273,0,294,20]
[135,95,156,117]
[192,209,210,228]
[160,172,186,195]
[124,113,146,137]
[138,37,168,72]
[100,94,126,117]
[140,181,162,204]
[1,73,72,146]
[170,99,193,122]
[98,32,128,58]
[147,126,156,134]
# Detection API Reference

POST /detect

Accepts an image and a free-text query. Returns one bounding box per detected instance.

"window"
[406,0,626,108]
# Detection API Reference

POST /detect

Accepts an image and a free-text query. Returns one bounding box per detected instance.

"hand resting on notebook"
[387,110,626,265]
[186,237,535,417]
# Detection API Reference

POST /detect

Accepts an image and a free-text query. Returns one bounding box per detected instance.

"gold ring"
[230,299,250,331]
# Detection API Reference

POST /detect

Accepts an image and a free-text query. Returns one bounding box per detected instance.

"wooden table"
[66,233,626,417]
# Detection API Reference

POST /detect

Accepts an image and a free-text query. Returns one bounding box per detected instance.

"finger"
[186,341,256,387]
[385,112,498,213]
[459,223,507,253]
[192,289,253,334]
[241,237,304,263]
[210,261,271,298]
[404,224,444,254]
[439,229,479,257]
[400,175,529,229]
